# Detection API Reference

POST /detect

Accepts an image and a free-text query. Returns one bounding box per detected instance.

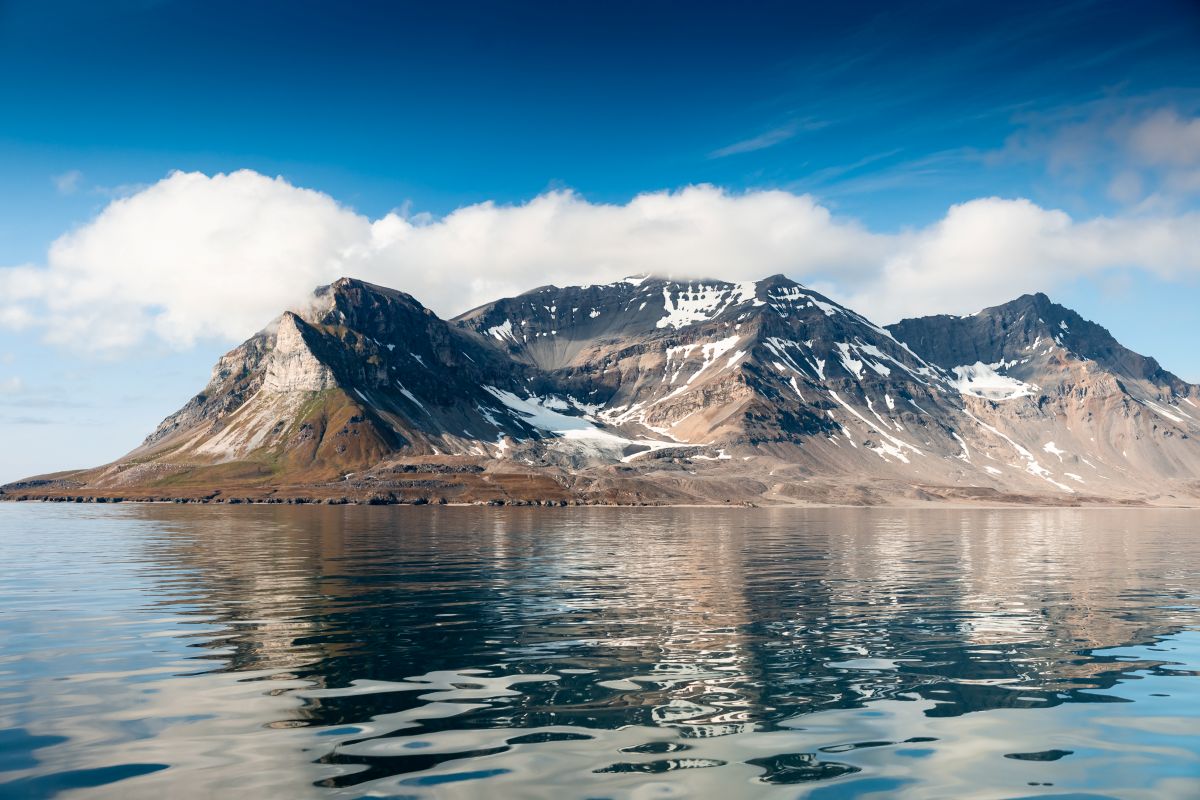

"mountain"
[13,279,578,503]
[887,293,1200,499]
[4,276,1198,506]
[140,278,558,462]
[888,292,1199,395]
[455,274,965,470]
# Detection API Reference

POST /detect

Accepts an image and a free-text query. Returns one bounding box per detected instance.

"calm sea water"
[0,504,1197,799]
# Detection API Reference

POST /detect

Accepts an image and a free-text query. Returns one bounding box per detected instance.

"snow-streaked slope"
[27,275,1198,506]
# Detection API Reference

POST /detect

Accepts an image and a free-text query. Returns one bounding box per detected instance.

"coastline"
[3,493,1196,510]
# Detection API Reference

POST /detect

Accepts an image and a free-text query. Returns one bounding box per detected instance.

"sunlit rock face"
[9,275,1199,506]
[263,313,338,393]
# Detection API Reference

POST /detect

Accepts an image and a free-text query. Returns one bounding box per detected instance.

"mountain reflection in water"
[0,505,1197,798]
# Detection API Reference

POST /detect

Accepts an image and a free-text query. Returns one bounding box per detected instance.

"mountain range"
[5,275,1198,506]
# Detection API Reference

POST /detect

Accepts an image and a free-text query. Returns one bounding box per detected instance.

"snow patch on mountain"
[656,282,757,329]
[1141,400,1185,423]
[484,387,683,463]
[487,320,516,343]
[674,335,742,390]
[828,390,923,464]
[962,409,1073,492]
[834,343,865,379]
[395,383,430,415]
[951,362,1037,400]
[484,387,624,445]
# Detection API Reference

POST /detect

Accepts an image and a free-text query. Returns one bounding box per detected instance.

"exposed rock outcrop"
[6,275,1198,506]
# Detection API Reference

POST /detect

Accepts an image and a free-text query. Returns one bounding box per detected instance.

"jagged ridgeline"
[5,275,1199,505]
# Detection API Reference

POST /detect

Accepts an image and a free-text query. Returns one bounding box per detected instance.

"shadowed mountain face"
[887,293,1194,394]
[5,276,1199,506]
[135,279,549,474]
[454,274,958,449]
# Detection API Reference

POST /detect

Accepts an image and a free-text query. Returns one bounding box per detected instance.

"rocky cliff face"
[885,294,1200,502]
[7,276,1198,506]
[122,278,563,484]
[262,313,339,394]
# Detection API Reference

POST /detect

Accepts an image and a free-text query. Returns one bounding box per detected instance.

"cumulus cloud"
[1,168,1199,353]
[8,171,370,349]
[361,181,885,314]
[848,197,1200,322]
[0,170,884,349]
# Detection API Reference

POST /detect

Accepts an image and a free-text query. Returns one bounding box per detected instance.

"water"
[0,505,1197,799]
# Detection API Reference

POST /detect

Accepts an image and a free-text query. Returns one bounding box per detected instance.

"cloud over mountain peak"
[2,169,1198,353]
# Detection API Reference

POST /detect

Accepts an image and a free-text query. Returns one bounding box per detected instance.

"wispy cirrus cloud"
[709,118,826,158]
[50,170,150,200]
[0,416,52,426]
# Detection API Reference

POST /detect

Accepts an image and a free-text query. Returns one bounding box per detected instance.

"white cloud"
[0,305,35,331]
[361,182,885,315]
[20,170,370,349]
[709,118,827,158]
[52,170,84,195]
[1107,170,1144,205]
[847,197,1200,322]
[711,126,793,158]
[0,377,23,394]
[1,169,1199,353]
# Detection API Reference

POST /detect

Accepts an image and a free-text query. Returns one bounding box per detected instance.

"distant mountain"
[886,292,1200,500]
[888,292,1195,394]
[5,276,1198,506]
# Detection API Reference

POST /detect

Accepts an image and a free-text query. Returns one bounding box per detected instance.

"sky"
[1,0,1199,481]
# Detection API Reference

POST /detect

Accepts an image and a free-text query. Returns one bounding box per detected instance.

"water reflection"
[0,505,1197,798]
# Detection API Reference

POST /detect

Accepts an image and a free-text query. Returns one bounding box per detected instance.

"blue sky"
[1,0,1199,480]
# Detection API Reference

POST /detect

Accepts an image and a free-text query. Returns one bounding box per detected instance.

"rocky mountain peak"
[303,277,436,330]
[756,273,803,291]
[889,292,1190,395]
[21,273,1198,508]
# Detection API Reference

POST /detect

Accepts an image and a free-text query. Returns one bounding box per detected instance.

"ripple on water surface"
[0,504,1198,798]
